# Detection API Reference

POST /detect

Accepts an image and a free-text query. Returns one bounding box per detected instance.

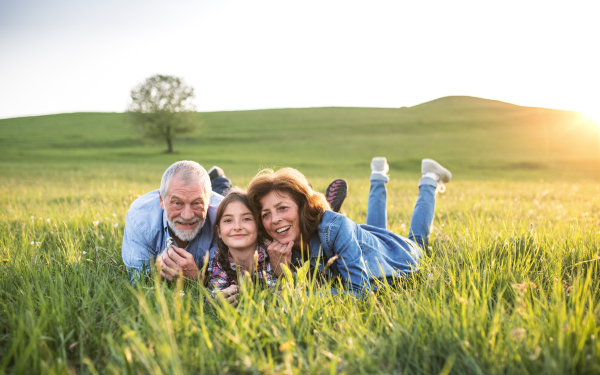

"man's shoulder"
[127,190,163,231]
[206,192,224,223]
[129,189,161,211]
[209,192,224,209]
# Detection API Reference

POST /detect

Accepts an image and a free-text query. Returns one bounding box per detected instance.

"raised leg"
[366,175,388,229]
[408,178,437,250]
[211,176,232,196]
[207,166,233,196]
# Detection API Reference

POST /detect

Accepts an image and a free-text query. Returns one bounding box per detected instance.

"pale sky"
[1,0,598,119]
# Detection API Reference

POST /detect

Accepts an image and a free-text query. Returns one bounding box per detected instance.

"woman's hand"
[267,239,294,277]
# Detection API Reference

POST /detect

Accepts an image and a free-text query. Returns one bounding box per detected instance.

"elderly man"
[122,161,232,283]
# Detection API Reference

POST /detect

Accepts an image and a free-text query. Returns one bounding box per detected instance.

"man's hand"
[156,245,199,281]
[267,239,294,277]
[214,285,239,307]
[155,254,178,281]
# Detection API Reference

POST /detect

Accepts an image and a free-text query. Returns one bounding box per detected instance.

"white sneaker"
[371,157,389,176]
[422,159,451,193]
[421,159,451,183]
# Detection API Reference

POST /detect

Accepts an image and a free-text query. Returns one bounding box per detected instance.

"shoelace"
[436,180,446,194]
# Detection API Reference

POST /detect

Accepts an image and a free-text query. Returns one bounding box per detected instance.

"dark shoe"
[325,179,348,213]
[207,166,225,181]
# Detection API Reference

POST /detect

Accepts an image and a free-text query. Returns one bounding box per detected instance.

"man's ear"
[159,192,165,210]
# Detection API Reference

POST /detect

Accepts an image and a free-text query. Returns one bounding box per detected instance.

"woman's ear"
[216,226,222,239]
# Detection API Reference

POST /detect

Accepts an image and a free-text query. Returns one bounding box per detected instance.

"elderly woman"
[246,157,451,296]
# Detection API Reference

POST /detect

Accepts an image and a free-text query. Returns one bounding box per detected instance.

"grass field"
[1,96,599,181]
[1,97,600,374]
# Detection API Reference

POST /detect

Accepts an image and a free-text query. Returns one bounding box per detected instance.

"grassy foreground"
[1,174,599,374]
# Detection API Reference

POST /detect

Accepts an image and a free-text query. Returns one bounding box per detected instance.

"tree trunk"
[166,137,173,153]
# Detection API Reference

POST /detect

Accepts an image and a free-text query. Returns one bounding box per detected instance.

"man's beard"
[168,216,205,242]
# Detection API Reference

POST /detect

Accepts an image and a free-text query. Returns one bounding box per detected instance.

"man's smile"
[176,222,198,229]
[173,217,202,231]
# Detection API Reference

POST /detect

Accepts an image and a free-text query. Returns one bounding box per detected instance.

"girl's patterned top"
[209,245,278,290]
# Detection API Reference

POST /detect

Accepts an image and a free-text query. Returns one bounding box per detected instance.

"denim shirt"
[121,189,224,282]
[307,210,422,295]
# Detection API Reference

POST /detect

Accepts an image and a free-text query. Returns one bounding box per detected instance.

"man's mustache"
[173,217,201,225]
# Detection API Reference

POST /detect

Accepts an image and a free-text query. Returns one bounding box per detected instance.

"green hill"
[411,95,519,110]
[1,96,599,181]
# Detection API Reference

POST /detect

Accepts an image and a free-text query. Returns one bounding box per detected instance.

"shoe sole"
[422,159,452,183]
[325,179,348,213]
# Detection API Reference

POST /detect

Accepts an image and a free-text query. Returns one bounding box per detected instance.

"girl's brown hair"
[247,168,329,244]
[214,187,267,283]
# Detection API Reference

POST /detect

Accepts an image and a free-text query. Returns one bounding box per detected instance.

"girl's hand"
[215,285,239,307]
[267,239,294,277]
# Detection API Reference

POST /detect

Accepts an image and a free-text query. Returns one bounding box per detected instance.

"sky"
[1,0,599,119]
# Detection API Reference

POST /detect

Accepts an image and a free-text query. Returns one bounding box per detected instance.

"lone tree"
[127,74,199,153]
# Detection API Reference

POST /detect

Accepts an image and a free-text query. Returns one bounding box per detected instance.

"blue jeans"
[366,175,437,250]
[211,176,232,196]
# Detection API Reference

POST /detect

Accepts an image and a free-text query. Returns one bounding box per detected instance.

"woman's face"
[217,201,258,252]
[260,191,301,245]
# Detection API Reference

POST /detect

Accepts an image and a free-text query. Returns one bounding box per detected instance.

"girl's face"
[217,201,258,251]
[260,191,301,245]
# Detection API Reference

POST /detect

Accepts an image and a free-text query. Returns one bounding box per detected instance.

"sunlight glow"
[0,0,599,119]
[583,109,600,125]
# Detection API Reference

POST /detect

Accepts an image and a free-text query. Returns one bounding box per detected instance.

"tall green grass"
[1,175,599,374]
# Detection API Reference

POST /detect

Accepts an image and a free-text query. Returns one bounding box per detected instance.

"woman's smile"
[276,225,291,234]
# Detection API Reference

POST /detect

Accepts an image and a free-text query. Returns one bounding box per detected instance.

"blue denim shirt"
[121,189,224,282]
[307,210,422,295]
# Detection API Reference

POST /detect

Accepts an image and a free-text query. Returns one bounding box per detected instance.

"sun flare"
[583,109,600,124]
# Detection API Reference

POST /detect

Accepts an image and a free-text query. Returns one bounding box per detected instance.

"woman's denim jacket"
[306,210,422,296]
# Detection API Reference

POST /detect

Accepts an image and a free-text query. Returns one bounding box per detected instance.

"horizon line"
[0,95,584,121]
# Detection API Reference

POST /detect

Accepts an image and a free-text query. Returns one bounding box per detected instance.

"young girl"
[209,188,278,292]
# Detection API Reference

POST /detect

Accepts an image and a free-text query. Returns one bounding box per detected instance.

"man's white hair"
[160,161,211,199]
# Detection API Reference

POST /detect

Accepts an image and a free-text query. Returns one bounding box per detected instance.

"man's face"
[159,176,211,243]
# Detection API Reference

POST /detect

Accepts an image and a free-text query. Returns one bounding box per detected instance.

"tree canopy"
[127,75,199,153]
